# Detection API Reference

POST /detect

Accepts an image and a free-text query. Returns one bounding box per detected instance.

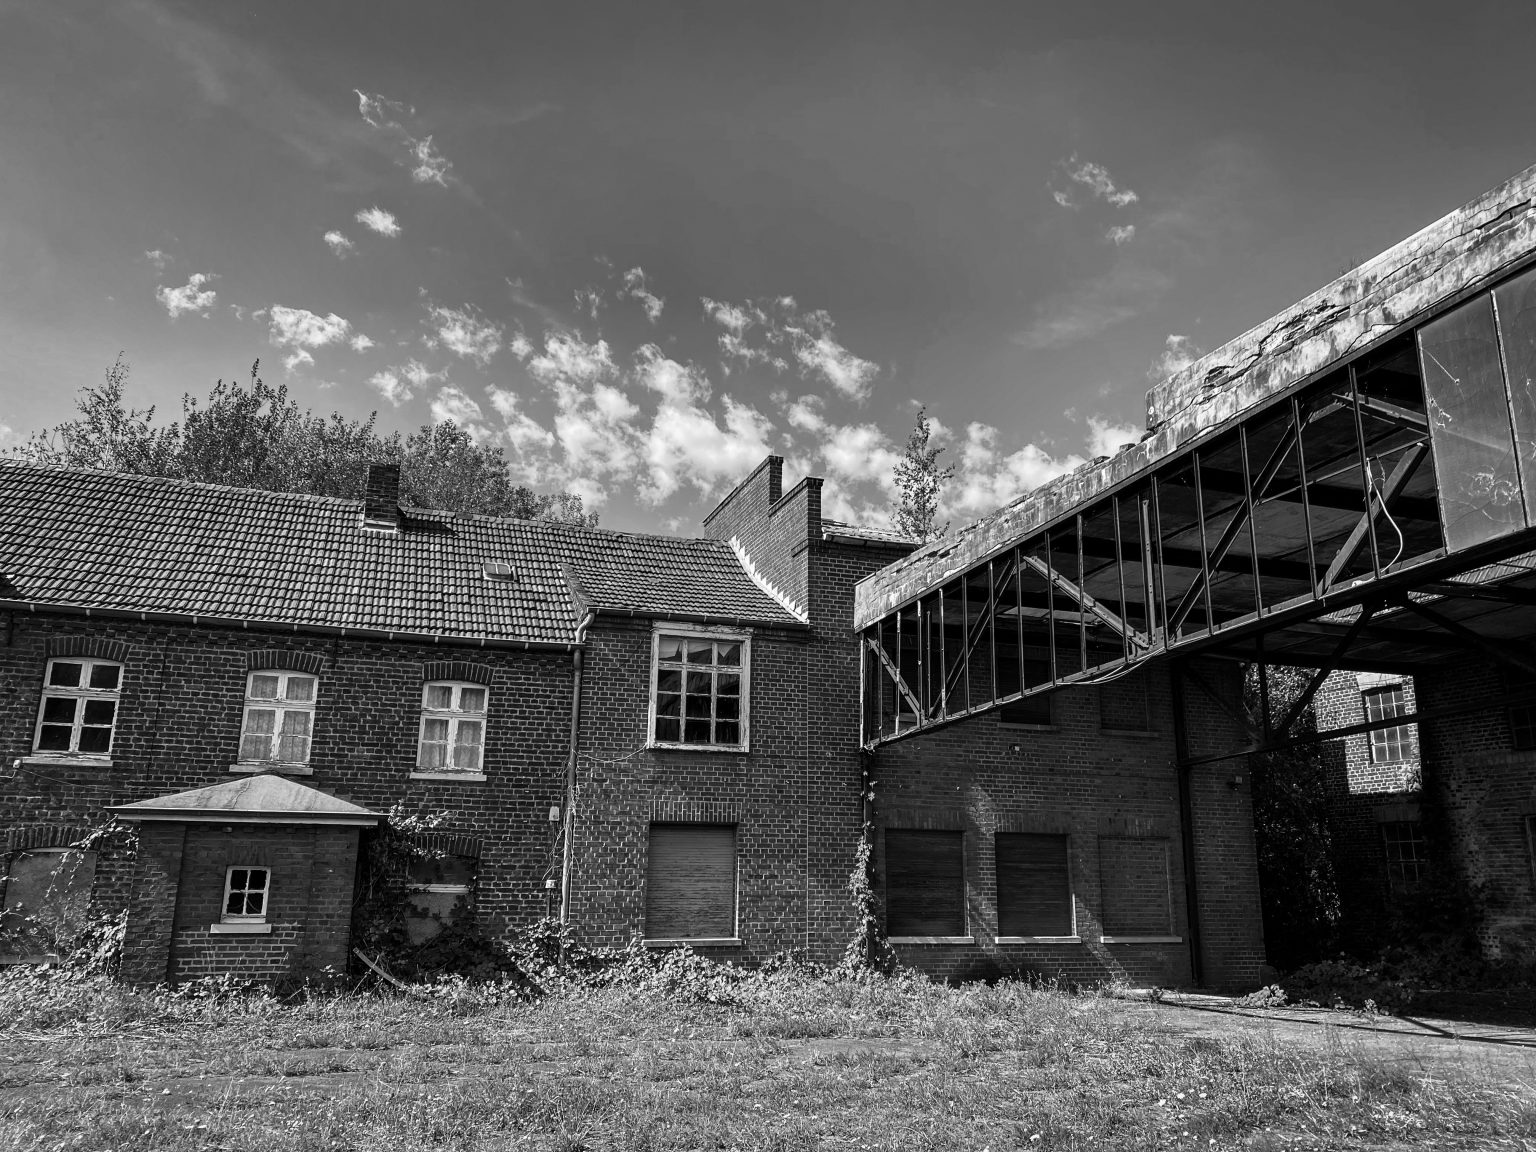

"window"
[418,682,487,772]
[1505,669,1536,751]
[222,867,270,923]
[1381,821,1428,893]
[651,632,748,749]
[405,854,476,944]
[0,848,97,961]
[1099,837,1175,940]
[996,833,1072,937]
[1363,685,1416,764]
[645,824,737,941]
[884,829,966,938]
[33,659,122,756]
[239,671,316,765]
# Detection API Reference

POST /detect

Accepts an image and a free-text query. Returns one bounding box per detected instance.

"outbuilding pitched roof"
[108,775,382,825]
[0,463,802,643]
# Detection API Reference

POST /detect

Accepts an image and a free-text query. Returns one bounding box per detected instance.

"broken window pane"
[1492,268,1536,524]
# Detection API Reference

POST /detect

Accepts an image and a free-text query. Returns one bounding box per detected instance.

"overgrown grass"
[2,957,1534,1151]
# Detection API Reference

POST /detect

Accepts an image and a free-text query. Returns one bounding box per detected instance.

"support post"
[1169,661,1204,988]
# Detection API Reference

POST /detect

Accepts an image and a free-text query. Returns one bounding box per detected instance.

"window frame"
[415,681,489,774]
[1362,684,1416,765]
[643,823,740,946]
[220,866,271,924]
[883,828,971,944]
[994,832,1078,942]
[647,626,751,752]
[1505,669,1536,751]
[236,670,318,769]
[32,657,123,759]
[404,853,477,943]
[1381,820,1429,894]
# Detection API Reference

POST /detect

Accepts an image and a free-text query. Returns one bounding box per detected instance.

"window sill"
[22,755,113,769]
[1099,728,1161,738]
[229,762,313,776]
[643,938,742,948]
[995,936,1082,944]
[999,723,1057,732]
[889,936,975,945]
[209,923,272,935]
[409,771,487,782]
[1099,935,1182,945]
[647,742,750,754]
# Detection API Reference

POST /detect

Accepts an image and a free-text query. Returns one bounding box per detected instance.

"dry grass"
[2,967,1534,1151]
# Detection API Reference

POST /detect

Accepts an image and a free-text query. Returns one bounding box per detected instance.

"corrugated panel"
[885,829,964,936]
[996,833,1071,936]
[644,824,737,938]
[1099,838,1172,935]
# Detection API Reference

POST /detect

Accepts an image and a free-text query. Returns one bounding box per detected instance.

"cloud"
[1012,263,1170,351]
[265,304,352,372]
[144,249,170,271]
[508,332,534,360]
[0,420,19,451]
[817,422,902,492]
[1052,190,1075,210]
[1062,155,1139,207]
[948,423,1086,518]
[426,303,502,365]
[644,394,773,502]
[155,272,217,318]
[701,297,761,335]
[634,345,709,406]
[355,206,401,237]
[368,369,410,406]
[1085,415,1142,458]
[526,332,617,387]
[574,288,602,320]
[487,387,556,455]
[703,296,874,395]
[324,230,355,257]
[785,394,826,433]
[622,267,664,323]
[791,323,878,401]
[1150,333,1203,381]
[356,90,456,187]
[430,385,485,430]
[1106,224,1136,246]
[349,333,375,352]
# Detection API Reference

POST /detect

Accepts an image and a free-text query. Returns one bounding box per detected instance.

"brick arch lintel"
[6,824,92,853]
[45,637,129,663]
[422,661,494,686]
[246,649,325,675]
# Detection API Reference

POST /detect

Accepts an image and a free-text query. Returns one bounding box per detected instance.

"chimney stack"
[362,463,401,531]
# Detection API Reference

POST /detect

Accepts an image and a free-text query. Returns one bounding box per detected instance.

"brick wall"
[868,659,1265,990]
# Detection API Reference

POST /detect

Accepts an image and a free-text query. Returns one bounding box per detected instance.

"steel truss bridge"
[856,172,1536,755]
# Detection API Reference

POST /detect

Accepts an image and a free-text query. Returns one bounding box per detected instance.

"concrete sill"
[23,755,113,769]
[229,762,313,776]
[994,936,1082,945]
[1099,935,1182,945]
[209,923,272,935]
[1099,728,1161,739]
[998,723,1058,733]
[409,771,487,783]
[643,938,741,948]
[889,936,975,946]
[647,743,751,754]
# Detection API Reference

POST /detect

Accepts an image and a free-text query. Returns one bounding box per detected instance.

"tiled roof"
[0,463,801,644]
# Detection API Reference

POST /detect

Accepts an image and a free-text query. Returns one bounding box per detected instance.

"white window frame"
[647,626,751,752]
[213,866,272,934]
[405,855,477,943]
[32,657,123,759]
[1362,684,1416,765]
[236,670,317,770]
[415,681,488,775]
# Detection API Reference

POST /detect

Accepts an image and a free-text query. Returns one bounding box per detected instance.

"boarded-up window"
[0,848,97,961]
[885,829,965,937]
[1099,673,1151,730]
[645,824,737,939]
[1099,838,1173,937]
[996,833,1071,937]
[406,854,477,945]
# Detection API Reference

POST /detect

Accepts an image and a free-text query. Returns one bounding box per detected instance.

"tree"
[891,406,954,543]
[12,358,597,526]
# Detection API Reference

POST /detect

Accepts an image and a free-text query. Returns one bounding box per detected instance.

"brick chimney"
[362,463,401,531]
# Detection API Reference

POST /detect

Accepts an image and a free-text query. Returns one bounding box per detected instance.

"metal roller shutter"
[884,829,965,937]
[996,833,1071,936]
[645,824,737,939]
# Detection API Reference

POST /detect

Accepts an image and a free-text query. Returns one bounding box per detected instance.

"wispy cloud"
[368,369,410,406]
[1149,333,1203,381]
[701,296,874,397]
[355,206,401,237]
[324,230,355,257]
[426,303,502,365]
[1057,155,1139,208]
[155,272,217,318]
[266,304,352,373]
[143,249,170,271]
[1085,415,1141,458]
[430,385,485,430]
[1106,224,1136,246]
[1013,264,1170,351]
[622,267,665,323]
[356,90,456,187]
[349,333,375,352]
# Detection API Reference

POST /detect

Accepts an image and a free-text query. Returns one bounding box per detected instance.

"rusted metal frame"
[1141,489,1161,643]
[1240,425,1265,618]
[894,604,906,734]
[1348,362,1381,582]
[1076,514,1088,673]
[1293,394,1320,601]
[1272,601,1381,736]
[1181,660,1265,744]
[1192,454,1214,637]
[940,552,1019,706]
[866,632,921,723]
[1112,495,1130,661]
[1017,554,1147,652]
[1015,544,1026,693]
[915,598,927,725]
[1420,582,1536,608]
[1044,531,1058,682]
[1255,633,1272,742]
[1318,442,1429,593]
[938,580,948,720]
[1398,599,1536,677]
[1332,391,1431,432]
[959,577,971,715]
[1168,661,1205,987]
[1492,289,1534,513]
[987,558,999,711]
[858,625,868,747]
[1169,422,1300,633]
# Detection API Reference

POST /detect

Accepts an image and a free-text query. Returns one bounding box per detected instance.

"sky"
[4,1,1536,534]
